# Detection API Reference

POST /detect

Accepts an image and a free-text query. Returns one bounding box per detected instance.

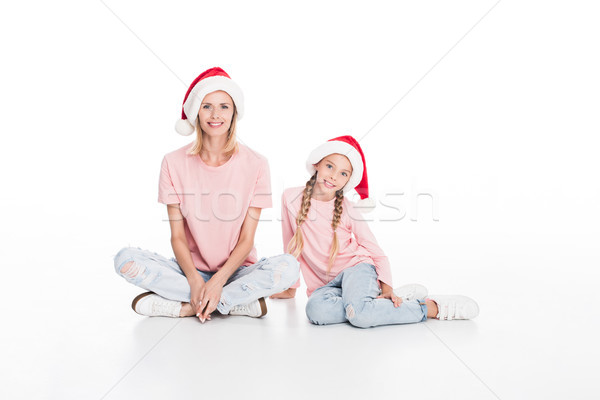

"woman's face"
[314,153,353,196]
[197,90,235,138]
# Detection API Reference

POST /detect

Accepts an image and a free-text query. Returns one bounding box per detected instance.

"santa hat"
[306,135,375,210]
[175,67,244,136]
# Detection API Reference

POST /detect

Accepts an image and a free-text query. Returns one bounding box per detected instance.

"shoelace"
[152,299,178,317]
[230,304,248,313]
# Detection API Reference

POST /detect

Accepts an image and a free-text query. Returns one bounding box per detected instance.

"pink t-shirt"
[281,186,393,297]
[158,142,272,272]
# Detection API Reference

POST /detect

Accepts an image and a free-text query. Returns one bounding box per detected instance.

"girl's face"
[197,90,235,138]
[314,153,353,195]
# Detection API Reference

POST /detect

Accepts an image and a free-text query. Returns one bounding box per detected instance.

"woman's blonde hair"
[287,171,345,278]
[188,107,239,157]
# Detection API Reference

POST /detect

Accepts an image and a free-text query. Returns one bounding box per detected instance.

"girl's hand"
[198,277,224,322]
[378,283,402,307]
[270,288,296,299]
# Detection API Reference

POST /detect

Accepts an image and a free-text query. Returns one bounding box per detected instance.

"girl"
[114,67,299,322]
[273,135,479,328]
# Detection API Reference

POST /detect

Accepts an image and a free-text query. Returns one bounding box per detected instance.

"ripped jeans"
[305,263,428,328]
[114,247,300,314]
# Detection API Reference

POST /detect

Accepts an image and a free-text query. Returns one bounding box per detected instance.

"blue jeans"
[114,247,300,314]
[305,263,428,328]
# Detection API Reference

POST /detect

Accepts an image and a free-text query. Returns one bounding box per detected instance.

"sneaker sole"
[131,292,154,315]
[258,297,267,317]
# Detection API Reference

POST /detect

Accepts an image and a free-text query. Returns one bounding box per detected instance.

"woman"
[114,67,299,323]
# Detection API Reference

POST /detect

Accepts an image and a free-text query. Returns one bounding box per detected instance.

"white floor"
[2,1,600,399]
[2,232,598,400]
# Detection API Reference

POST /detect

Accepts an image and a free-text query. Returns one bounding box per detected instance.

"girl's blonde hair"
[188,107,239,157]
[287,171,345,278]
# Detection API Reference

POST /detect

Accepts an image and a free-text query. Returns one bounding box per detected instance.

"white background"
[1,1,599,399]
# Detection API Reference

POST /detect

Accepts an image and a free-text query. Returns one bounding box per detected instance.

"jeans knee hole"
[120,261,145,280]
[345,304,355,319]
[273,270,282,285]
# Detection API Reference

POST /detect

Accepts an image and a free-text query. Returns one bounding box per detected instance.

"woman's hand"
[198,277,225,322]
[377,283,402,308]
[189,277,205,316]
[269,288,296,299]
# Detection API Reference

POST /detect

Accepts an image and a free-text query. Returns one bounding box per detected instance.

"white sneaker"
[228,298,267,318]
[393,283,428,301]
[131,292,181,318]
[427,295,479,320]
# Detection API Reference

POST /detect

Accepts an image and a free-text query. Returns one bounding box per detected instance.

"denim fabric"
[114,247,299,314]
[305,263,427,328]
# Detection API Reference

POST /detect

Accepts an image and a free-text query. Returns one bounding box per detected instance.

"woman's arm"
[167,204,205,314]
[198,206,262,320]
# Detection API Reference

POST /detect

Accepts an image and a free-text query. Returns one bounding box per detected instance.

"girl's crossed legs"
[305,263,430,328]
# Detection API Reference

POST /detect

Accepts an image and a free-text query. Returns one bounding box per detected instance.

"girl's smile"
[312,153,353,201]
[322,179,336,189]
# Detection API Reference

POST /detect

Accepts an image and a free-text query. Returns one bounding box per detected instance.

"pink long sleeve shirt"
[281,186,393,297]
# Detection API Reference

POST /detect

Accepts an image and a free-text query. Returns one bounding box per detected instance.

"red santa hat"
[306,135,375,210]
[175,67,244,136]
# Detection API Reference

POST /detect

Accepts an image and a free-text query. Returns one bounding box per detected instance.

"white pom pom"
[355,197,376,213]
[175,119,195,136]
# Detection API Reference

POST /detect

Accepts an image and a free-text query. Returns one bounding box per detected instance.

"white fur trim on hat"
[175,75,244,136]
[305,141,364,195]
[175,119,195,136]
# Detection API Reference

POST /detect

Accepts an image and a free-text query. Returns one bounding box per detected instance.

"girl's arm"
[198,206,262,320]
[348,204,394,289]
[378,282,402,307]
[167,204,205,314]
[351,216,401,306]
